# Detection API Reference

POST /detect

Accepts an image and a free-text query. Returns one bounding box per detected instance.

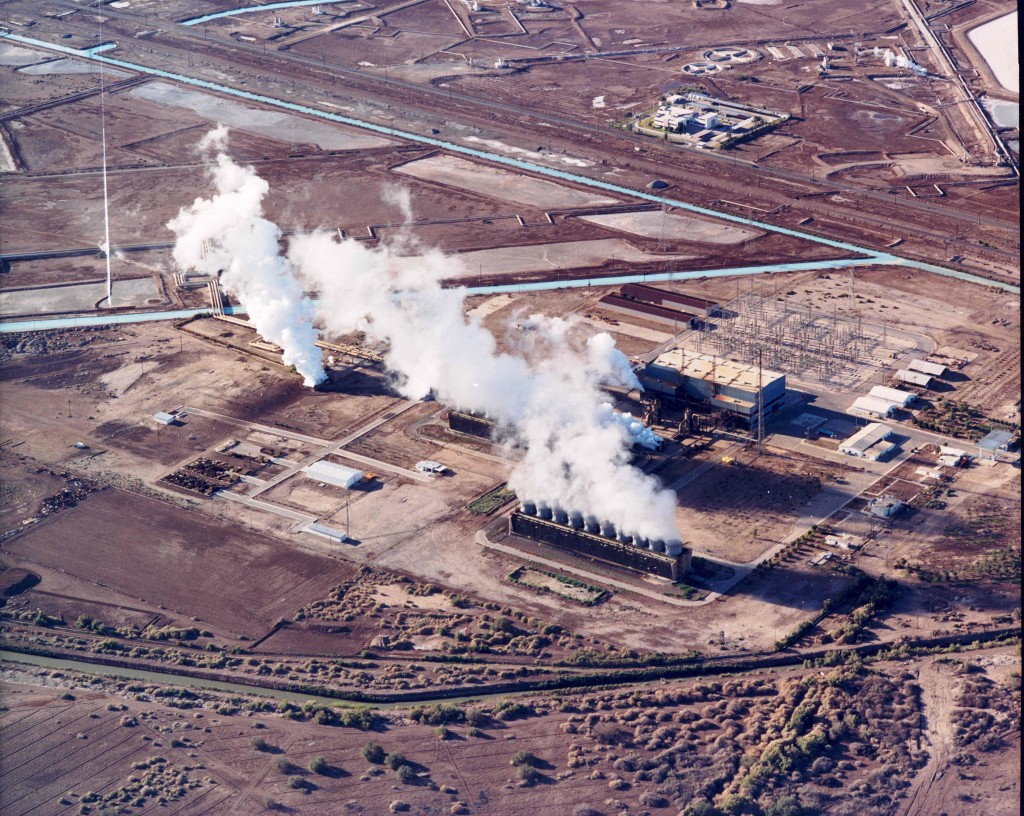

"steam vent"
[510,500,690,581]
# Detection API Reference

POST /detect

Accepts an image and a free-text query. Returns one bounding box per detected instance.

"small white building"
[850,395,897,419]
[696,111,719,128]
[303,461,364,488]
[415,460,447,474]
[866,494,905,518]
[153,412,177,425]
[907,359,947,377]
[839,422,896,460]
[895,369,934,388]
[938,446,971,468]
[868,385,916,407]
[305,522,348,543]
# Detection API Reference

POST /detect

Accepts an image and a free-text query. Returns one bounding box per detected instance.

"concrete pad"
[580,210,761,245]
[393,153,619,208]
[0,277,161,316]
[126,81,393,151]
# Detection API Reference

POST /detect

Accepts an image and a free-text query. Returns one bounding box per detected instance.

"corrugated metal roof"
[850,396,896,416]
[304,460,363,487]
[895,369,933,387]
[977,430,1013,451]
[908,359,946,376]
[868,385,916,405]
[839,422,892,453]
[619,284,719,312]
[650,348,784,390]
[599,294,696,324]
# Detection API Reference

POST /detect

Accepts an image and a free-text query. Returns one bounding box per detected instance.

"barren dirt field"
[3,488,353,640]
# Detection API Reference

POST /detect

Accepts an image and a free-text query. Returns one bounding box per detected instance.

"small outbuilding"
[977,429,1014,459]
[153,412,178,425]
[415,460,447,474]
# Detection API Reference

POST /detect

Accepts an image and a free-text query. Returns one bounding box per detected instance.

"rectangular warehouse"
[618,284,721,317]
[907,359,947,377]
[895,369,934,388]
[868,385,917,407]
[508,511,689,581]
[839,423,896,460]
[641,348,786,429]
[303,461,364,488]
[850,395,897,418]
[597,293,698,328]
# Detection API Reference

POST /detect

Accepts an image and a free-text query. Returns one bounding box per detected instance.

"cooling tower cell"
[600,520,617,538]
[585,514,601,533]
[538,502,553,520]
[520,500,537,516]
[569,510,584,529]
[617,531,633,545]
[553,506,569,525]
[665,539,684,556]
[651,538,666,553]
[636,536,649,549]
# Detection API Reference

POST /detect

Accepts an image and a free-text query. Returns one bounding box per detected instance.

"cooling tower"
[552,506,569,525]
[650,538,666,553]
[538,502,553,520]
[585,514,601,534]
[665,539,684,556]
[569,510,584,529]
[600,520,617,539]
[520,499,537,516]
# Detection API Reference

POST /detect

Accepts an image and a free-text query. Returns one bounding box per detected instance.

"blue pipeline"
[180,1,330,26]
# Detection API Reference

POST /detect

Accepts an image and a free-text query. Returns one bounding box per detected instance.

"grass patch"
[508,566,609,605]
[468,484,516,514]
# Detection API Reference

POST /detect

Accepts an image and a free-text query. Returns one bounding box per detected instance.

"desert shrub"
[510,750,540,767]
[362,742,386,763]
[389,802,410,813]
[411,703,465,725]
[517,765,541,785]
[309,756,329,774]
[252,737,274,752]
[385,753,409,770]
[395,764,417,785]
[592,722,628,745]
[638,791,669,808]
[683,799,722,816]
[275,758,298,774]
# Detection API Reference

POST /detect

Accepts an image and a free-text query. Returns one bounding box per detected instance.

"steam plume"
[167,126,326,387]
[288,227,680,540]
[169,131,680,540]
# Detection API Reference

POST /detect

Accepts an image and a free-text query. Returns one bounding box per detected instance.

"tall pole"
[757,348,764,455]
[98,17,112,306]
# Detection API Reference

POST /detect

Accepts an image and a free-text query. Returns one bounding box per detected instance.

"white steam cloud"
[169,130,681,541]
[167,126,326,387]
[873,46,927,75]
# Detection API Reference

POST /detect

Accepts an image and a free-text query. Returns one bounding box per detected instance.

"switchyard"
[686,287,922,389]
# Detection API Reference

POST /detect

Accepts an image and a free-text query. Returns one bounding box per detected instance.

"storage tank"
[552,506,569,525]
[650,538,666,553]
[569,510,584,529]
[600,520,617,539]
[538,502,553,520]
[585,514,601,534]
[665,539,684,556]
[520,499,537,516]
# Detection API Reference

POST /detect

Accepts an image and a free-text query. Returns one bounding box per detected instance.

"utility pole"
[757,348,764,455]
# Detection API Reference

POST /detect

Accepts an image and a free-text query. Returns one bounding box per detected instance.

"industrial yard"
[0,0,1020,813]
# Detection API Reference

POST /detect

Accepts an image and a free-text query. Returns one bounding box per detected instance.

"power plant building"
[617,284,721,317]
[448,410,496,439]
[598,293,699,328]
[850,395,897,419]
[641,348,786,429]
[838,422,897,460]
[509,503,689,581]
